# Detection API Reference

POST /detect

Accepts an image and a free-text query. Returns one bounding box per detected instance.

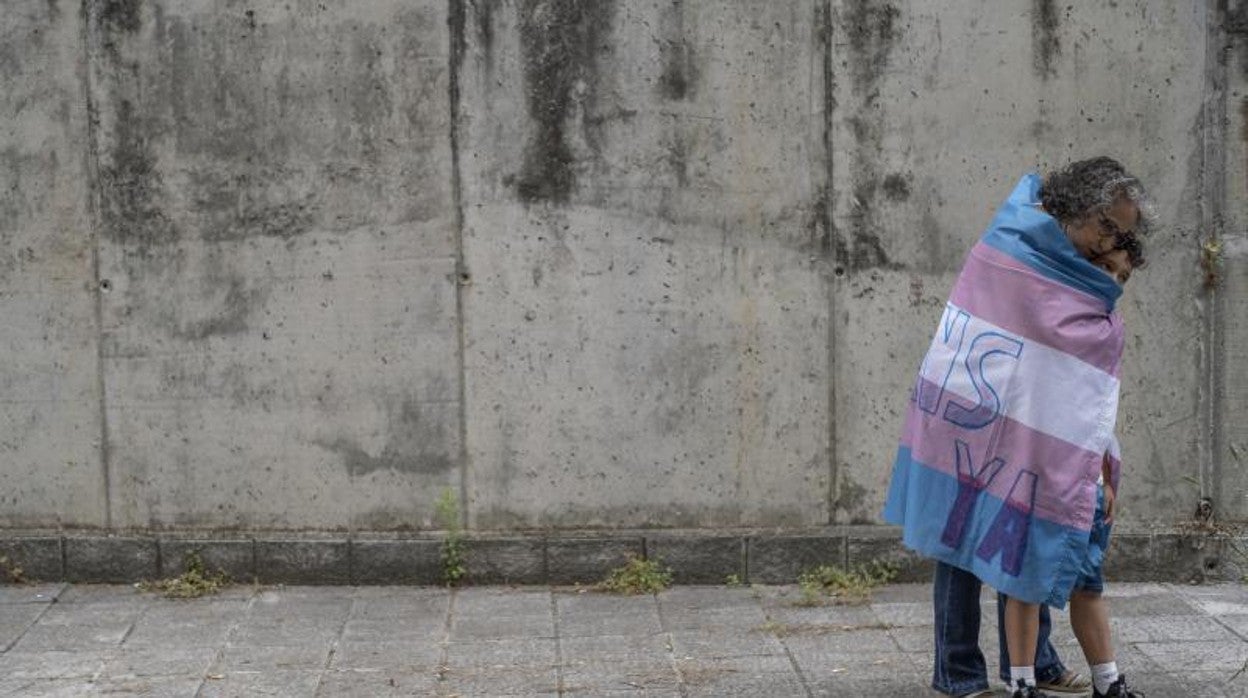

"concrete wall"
[1,0,1240,533]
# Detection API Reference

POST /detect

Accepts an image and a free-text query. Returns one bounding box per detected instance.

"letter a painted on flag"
[975,470,1038,577]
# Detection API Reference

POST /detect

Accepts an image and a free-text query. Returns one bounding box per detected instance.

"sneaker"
[1036,670,1093,694]
[1094,675,1143,697]
[1010,681,1042,698]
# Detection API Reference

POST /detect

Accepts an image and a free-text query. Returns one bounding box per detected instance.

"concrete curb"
[0,527,1240,586]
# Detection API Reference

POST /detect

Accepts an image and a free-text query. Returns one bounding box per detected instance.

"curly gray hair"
[1039,156,1156,268]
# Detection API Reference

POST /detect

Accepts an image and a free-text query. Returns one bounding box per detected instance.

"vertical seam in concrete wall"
[447,0,470,529]
[820,0,840,524]
[80,0,113,530]
[1201,0,1228,508]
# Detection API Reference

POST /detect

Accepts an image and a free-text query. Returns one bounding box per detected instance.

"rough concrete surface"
[1,582,1247,696]
[0,0,1244,551]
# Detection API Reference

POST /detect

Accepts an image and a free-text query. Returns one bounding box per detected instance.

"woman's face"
[1066,197,1142,262]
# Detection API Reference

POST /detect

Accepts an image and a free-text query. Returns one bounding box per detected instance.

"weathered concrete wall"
[458,0,829,528]
[88,0,461,530]
[1221,0,1248,520]
[1,1,103,528]
[828,1,1212,524]
[0,0,1240,534]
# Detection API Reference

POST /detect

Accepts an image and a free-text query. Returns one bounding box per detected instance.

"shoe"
[1010,681,1042,698]
[1093,674,1143,697]
[1037,670,1093,693]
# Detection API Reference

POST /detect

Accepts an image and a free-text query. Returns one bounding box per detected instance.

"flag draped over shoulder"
[882,173,1125,609]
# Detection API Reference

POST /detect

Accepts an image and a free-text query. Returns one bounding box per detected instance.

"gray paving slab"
[212,643,331,671]
[444,638,559,669]
[1110,613,1242,643]
[1215,614,1248,639]
[340,617,446,643]
[0,584,64,604]
[560,659,681,693]
[560,633,673,663]
[659,605,769,632]
[329,639,444,670]
[454,587,553,617]
[100,645,217,678]
[452,612,557,641]
[122,600,248,648]
[0,677,108,698]
[198,669,322,698]
[313,668,442,697]
[683,670,809,697]
[0,582,1243,696]
[1134,639,1248,674]
[558,608,665,638]
[554,589,657,615]
[0,604,49,651]
[91,674,205,697]
[438,664,561,695]
[658,586,763,611]
[668,628,787,659]
[0,648,112,680]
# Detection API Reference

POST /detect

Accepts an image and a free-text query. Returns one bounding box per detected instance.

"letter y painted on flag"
[940,439,1007,550]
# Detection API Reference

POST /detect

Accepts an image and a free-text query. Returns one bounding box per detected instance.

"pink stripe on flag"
[899,393,1099,531]
[950,243,1124,376]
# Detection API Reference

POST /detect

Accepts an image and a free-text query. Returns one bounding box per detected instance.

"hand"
[1102,483,1116,525]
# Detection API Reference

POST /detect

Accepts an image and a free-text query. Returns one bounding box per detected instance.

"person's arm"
[1101,453,1116,525]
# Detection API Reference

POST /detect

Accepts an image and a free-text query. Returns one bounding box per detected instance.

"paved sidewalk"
[0,582,1246,697]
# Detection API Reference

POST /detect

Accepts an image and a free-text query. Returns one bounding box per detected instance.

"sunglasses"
[1094,213,1147,269]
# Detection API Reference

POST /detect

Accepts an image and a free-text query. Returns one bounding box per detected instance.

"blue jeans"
[932,561,1068,695]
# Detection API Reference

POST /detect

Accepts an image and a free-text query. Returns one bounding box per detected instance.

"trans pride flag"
[883,173,1125,608]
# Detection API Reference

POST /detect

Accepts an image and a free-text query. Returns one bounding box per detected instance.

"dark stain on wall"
[46,0,60,20]
[100,99,176,246]
[97,0,141,36]
[471,0,494,66]
[514,0,617,204]
[663,131,690,187]
[657,0,697,101]
[881,172,910,201]
[320,399,455,478]
[845,0,899,92]
[172,277,262,341]
[1031,0,1060,79]
[832,475,871,524]
[842,1,904,272]
[350,33,392,164]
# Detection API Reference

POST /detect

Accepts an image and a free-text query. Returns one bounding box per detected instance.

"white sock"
[1092,662,1119,694]
[1010,665,1036,688]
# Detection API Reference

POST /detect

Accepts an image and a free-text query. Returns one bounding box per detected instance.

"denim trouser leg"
[932,561,988,695]
[996,592,1068,683]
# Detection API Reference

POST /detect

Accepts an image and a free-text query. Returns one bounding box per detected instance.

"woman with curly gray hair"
[894,156,1153,698]
[1039,156,1153,280]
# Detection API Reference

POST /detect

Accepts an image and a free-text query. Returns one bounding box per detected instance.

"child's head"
[1091,247,1132,286]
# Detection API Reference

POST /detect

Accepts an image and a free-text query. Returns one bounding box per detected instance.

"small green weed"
[724,573,743,587]
[795,560,897,606]
[0,555,26,584]
[598,554,672,595]
[138,551,229,599]
[435,488,466,586]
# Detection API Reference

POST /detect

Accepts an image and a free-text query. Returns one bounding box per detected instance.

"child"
[1005,244,1143,698]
